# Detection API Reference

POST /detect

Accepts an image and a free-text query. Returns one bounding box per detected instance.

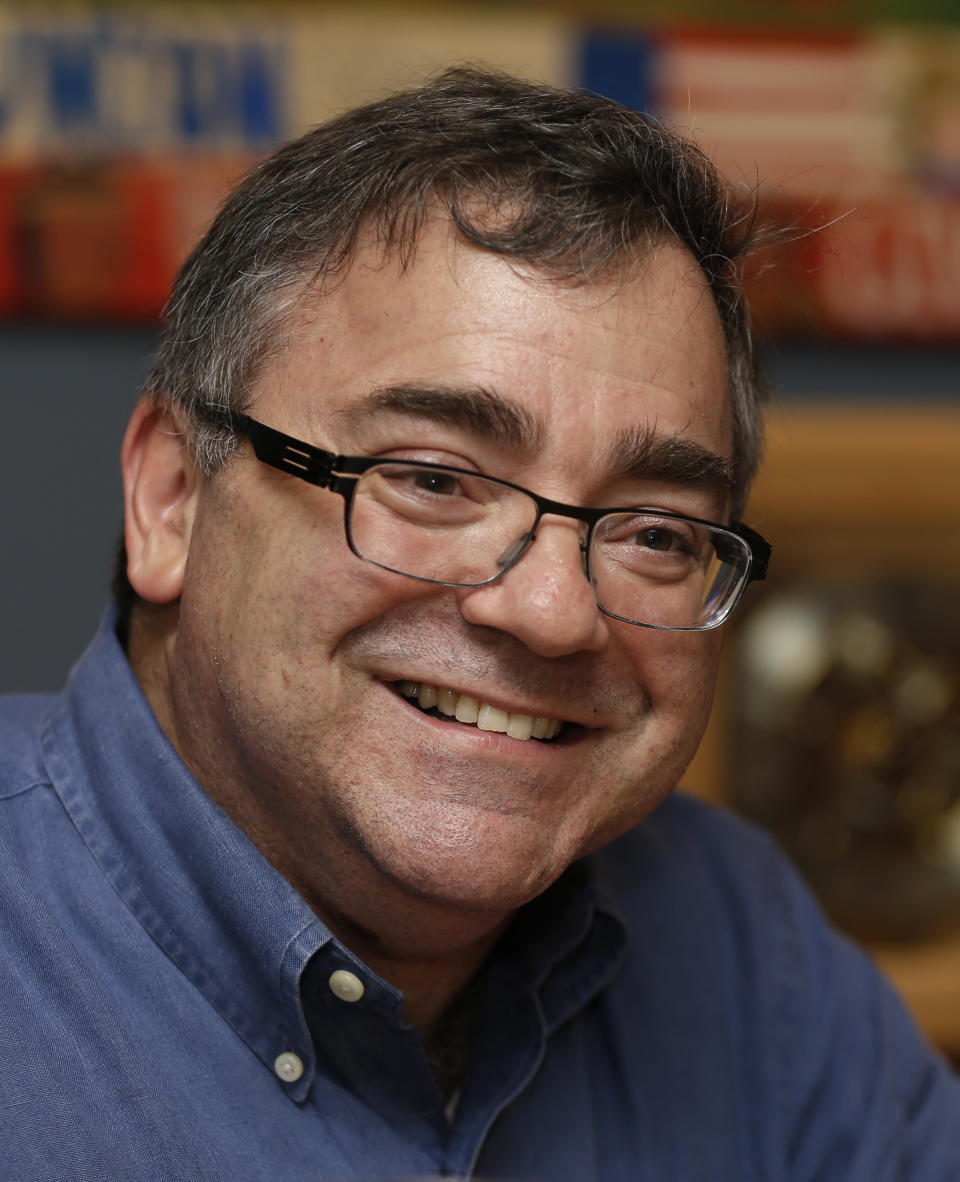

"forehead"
[254,219,732,478]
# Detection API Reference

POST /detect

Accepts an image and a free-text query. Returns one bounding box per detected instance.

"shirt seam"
[0,776,52,802]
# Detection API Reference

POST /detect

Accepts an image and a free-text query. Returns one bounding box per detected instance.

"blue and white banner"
[0,6,571,159]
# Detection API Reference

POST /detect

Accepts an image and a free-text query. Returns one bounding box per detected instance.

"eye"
[599,515,697,554]
[638,527,683,552]
[594,512,707,584]
[361,462,499,527]
[410,469,461,496]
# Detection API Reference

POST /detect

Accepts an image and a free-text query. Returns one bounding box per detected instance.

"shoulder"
[0,693,55,800]
[592,793,960,1179]
[595,790,799,925]
[0,690,87,901]
[594,792,904,1045]
[593,791,816,993]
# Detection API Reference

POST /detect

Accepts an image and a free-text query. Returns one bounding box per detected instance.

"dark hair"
[115,66,766,620]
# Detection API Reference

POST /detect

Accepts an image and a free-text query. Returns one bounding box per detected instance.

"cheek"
[670,632,722,726]
[581,631,722,849]
[623,625,723,729]
[186,472,365,637]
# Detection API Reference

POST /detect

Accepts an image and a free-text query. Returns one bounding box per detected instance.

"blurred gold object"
[734,581,960,942]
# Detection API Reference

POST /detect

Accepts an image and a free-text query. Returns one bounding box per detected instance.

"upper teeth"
[397,681,562,741]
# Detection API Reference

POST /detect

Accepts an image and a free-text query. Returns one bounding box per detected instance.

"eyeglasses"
[224,412,771,632]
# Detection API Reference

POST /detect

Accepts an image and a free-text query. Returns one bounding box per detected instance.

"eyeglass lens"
[345,462,750,630]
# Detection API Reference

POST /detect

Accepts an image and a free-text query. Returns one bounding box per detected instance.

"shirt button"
[328,969,365,1002]
[274,1051,304,1083]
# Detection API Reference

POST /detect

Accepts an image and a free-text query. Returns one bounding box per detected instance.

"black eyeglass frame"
[222,411,771,629]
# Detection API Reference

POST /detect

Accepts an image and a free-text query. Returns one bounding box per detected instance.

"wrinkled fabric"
[1,612,958,1181]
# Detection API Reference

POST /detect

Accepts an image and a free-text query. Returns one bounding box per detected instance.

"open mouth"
[395,680,565,742]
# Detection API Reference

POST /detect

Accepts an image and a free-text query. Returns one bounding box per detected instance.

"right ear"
[120,398,201,605]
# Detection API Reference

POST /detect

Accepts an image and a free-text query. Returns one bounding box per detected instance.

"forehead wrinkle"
[607,424,734,499]
[331,383,544,452]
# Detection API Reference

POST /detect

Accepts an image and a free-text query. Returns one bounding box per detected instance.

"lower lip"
[381,681,583,758]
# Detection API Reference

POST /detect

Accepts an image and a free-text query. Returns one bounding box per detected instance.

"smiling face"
[126,219,732,952]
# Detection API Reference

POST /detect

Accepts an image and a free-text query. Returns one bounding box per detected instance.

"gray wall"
[1,325,157,693]
[2,326,958,694]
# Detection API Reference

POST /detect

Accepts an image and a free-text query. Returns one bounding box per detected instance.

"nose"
[457,519,611,657]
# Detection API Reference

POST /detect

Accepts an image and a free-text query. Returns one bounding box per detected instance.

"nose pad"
[495,529,536,573]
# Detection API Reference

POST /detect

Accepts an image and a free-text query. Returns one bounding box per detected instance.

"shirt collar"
[39,610,330,1097]
[486,854,626,1032]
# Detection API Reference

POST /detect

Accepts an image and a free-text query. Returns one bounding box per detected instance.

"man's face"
[154,221,732,935]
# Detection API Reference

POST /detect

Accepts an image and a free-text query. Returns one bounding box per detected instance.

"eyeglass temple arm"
[226,413,336,488]
[732,522,771,582]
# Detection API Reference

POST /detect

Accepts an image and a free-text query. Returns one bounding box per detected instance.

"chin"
[389,850,560,914]
[365,817,570,916]
[404,873,552,916]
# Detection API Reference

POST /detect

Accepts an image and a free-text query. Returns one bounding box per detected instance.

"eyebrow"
[333,381,732,499]
[332,384,543,452]
[607,425,734,499]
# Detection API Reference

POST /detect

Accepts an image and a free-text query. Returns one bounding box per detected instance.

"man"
[1,68,957,1179]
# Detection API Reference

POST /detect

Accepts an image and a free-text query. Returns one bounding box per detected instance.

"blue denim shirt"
[1,612,958,1180]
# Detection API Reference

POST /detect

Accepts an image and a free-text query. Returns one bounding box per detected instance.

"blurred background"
[1,0,958,1051]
